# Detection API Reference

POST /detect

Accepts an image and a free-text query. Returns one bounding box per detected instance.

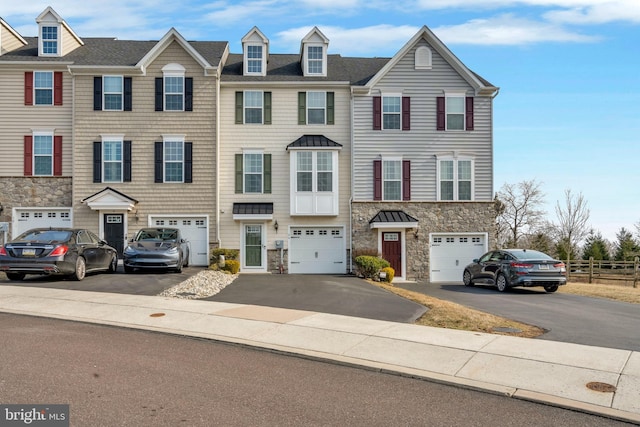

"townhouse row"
[0,7,499,282]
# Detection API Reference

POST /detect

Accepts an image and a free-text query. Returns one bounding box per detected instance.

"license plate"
[22,248,36,256]
[538,264,549,270]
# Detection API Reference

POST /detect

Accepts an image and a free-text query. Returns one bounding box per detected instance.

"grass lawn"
[369,279,639,339]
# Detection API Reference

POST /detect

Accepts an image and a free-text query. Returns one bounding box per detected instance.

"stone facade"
[351,201,497,281]
[0,177,72,224]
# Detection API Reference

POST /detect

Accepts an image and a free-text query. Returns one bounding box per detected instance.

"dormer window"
[247,45,264,74]
[307,46,323,74]
[301,27,329,77]
[242,27,269,77]
[40,25,59,55]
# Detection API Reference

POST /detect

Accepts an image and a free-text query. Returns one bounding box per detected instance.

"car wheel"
[6,272,25,281]
[108,255,118,273]
[175,257,183,273]
[544,284,559,293]
[496,274,508,292]
[72,257,86,281]
[463,270,474,287]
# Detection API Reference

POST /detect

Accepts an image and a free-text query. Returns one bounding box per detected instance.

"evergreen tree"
[614,227,640,261]
[582,230,610,260]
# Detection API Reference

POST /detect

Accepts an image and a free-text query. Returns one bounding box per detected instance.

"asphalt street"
[0,313,631,427]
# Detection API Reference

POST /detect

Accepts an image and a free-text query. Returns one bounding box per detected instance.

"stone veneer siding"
[0,177,72,227]
[351,201,497,281]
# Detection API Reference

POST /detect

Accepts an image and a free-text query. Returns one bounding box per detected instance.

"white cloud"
[275,25,419,55]
[433,14,600,45]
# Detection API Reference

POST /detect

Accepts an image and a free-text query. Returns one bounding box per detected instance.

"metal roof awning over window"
[286,135,343,150]
[369,210,418,229]
[233,203,274,220]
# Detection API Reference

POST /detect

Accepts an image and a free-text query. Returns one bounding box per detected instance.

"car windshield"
[134,229,178,242]
[17,230,72,243]
[508,249,554,261]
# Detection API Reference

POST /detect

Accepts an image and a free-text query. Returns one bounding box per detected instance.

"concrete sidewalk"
[0,285,638,424]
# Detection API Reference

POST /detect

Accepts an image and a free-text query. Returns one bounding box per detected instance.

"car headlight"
[124,246,136,255]
[166,246,179,254]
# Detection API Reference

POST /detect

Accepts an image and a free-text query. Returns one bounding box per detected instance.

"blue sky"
[4,0,639,243]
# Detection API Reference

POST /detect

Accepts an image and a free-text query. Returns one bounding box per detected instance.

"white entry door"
[243,224,265,272]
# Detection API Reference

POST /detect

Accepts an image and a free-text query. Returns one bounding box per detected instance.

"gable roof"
[0,18,28,50]
[364,25,497,96]
[36,6,84,47]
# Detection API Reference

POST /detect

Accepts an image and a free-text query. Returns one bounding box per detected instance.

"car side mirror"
[473,258,479,263]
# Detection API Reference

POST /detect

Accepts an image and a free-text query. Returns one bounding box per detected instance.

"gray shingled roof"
[287,135,342,149]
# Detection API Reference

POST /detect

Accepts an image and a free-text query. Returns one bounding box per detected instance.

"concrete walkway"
[0,285,638,424]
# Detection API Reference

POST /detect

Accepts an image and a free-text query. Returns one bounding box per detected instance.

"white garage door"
[150,216,209,266]
[13,208,72,238]
[289,227,345,274]
[430,234,487,283]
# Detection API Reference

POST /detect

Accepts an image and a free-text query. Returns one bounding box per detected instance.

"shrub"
[211,248,239,264]
[221,259,240,274]
[381,266,395,283]
[354,255,390,279]
[353,247,380,258]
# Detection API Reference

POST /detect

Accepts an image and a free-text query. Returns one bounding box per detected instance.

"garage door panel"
[14,209,72,237]
[150,216,209,266]
[430,234,486,283]
[289,227,345,274]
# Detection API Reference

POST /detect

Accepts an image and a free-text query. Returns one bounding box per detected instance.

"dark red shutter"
[402,160,411,200]
[437,97,445,131]
[402,97,410,131]
[53,136,63,175]
[465,97,474,131]
[24,72,33,105]
[373,96,382,130]
[54,72,63,105]
[373,160,382,200]
[24,136,33,175]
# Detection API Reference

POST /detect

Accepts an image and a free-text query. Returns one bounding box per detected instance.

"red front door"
[382,232,402,277]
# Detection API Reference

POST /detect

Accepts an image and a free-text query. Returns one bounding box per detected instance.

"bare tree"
[495,179,546,247]
[554,189,590,261]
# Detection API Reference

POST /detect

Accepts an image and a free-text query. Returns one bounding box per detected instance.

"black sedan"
[462,249,567,293]
[123,227,189,273]
[0,228,118,281]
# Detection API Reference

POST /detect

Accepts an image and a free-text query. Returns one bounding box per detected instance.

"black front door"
[104,214,124,258]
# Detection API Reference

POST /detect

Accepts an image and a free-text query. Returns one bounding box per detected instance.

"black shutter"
[235,92,243,124]
[124,77,132,111]
[184,142,193,183]
[123,141,132,182]
[154,142,163,182]
[185,77,193,111]
[155,78,163,111]
[93,142,102,182]
[93,77,102,111]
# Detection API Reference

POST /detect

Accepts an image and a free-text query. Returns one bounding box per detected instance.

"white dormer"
[36,7,83,57]
[300,27,329,77]
[242,27,269,76]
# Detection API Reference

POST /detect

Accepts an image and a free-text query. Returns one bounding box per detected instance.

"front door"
[104,214,124,258]
[382,232,402,277]
[244,224,264,270]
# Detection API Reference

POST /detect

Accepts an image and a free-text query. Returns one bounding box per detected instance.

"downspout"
[349,87,355,274]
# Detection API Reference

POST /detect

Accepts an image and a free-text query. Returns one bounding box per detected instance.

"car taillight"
[554,262,565,269]
[49,245,69,257]
[0,247,7,256]
[510,262,533,269]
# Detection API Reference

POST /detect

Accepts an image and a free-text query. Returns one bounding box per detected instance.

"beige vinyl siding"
[0,68,73,177]
[1,26,25,55]
[61,26,82,56]
[72,40,218,243]
[218,84,351,251]
[353,39,494,202]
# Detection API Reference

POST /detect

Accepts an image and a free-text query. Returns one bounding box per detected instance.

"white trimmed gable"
[300,27,329,77]
[0,18,27,56]
[35,7,83,57]
[242,27,269,76]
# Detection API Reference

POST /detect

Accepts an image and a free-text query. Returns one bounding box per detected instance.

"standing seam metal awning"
[369,210,418,229]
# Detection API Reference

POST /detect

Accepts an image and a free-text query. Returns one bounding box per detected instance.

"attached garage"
[430,233,487,283]
[12,208,72,238]
[149,216,209,266]
[289,226,345,274]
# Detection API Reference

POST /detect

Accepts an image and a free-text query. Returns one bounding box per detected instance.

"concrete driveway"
[206,274,427,323]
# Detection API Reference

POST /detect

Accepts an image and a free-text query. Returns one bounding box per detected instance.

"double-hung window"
[307,92,326,124]
[446,96,465,130]
[164,140,184,182]
[103,76,123,111]
[244,91,263,124]
[34,72,53,105]
[33,133,53,176]
[296,152,333,193]
[156,63,193,112]
[290,150,338,215]
[438,158,473,201]
[164,76,184,111]
[103,138,123,182]
[154,137,192,183]
[382,96,401,130]
[40,26,58,55]
[244,152,264,193]
[247,45,263,74]
[383,159,402,200]
[307,46,323,74]
[437,93,473,131]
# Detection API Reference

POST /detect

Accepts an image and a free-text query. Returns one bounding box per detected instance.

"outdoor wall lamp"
[0,202,3,215]
[274,220,279,233]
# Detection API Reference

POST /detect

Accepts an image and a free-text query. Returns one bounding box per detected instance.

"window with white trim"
[307,46,323,74]
[244,152,263,193]
[247,45,263,74]
[307,92,326,124]
[446,95,465,130]
[244,91,263,124]
[165,76,184,111]
[438,158,473,201]
[40,25,59,55]
[164,139,184,182]
[383,96,401,130]
[33,133,53,176]
[102,138,123,182]
[290,149,339,215]
[383,159,402,200]
[34,72,53,105]
[296,151,333,192]
[103,76,123,111]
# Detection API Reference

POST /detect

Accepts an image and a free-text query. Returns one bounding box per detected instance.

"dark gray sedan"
[462,249,567,293]
[0,228,118,281]
[123,227,189,273]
